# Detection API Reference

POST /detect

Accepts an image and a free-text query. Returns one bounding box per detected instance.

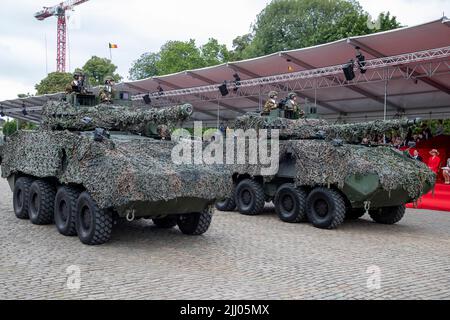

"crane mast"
[35,0,89,72]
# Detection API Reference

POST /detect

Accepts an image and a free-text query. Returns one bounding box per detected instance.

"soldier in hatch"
[99,76,115,104]
[262,91,279,116]
[284,92,305,120]
[66,72,82,94]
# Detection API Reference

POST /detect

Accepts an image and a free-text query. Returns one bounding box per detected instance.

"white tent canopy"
[1,17,449,125]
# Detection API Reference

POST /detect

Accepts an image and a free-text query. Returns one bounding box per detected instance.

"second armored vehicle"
[216,112,436,230]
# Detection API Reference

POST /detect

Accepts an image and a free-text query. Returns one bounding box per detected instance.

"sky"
[0,0,449,101]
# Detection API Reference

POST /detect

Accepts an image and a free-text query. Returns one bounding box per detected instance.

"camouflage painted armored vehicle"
[216,112,435,230]
[0,99,232,245]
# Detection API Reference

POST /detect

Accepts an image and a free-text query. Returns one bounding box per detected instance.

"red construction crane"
[35,0,89,72]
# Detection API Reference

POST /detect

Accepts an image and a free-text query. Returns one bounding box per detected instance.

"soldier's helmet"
[73,71,82,79]
[288,92,297,99]
[104,76,114,84]
[268,91,278,99]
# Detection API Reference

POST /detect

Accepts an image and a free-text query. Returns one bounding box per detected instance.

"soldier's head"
[73,72,81,80]
[268,91,278,99]
[104,76,115,85]
[288,92,297,100]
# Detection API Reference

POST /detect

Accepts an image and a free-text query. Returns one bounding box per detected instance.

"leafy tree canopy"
[82,56,122,86]
[129,38,232,80]
[35,72,73,95]
[235,0,401,59]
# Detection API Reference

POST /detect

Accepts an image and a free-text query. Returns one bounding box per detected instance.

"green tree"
[239,0,401,58]
[231,33,253,61]
[82,56,122,86]
[2,120,18,137]
[17,93,34,98]
[156,40,205,75]
[129,52,160,80]
[35,72,73,95]
[200,38,232,66]
[128,38,231,80]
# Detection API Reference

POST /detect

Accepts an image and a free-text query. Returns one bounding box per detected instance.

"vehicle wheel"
[153,216,177,229]
[13,177,34,220]
[76,192,112,245]
[306,188,346,230]
[369,205,406,225]
[29,180,56,225]
[346,209,366,220]
[55,186,80,236]
[177,210,212,236]
[215,197,236,212]
[235,179,265,216]
[274,184,307,223]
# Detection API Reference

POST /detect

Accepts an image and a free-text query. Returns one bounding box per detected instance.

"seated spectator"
[443,158,450,185]
[427,149,441,174]
[411,150,423,162]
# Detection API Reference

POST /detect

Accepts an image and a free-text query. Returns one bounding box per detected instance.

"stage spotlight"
[219,82,229,97]
[355,47,367,74]
[343,60,356,81]
[143,94,151,105]
[233,73,241,92]
[22,105,28,116]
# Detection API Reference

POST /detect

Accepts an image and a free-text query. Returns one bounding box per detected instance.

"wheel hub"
[314,199,329,217]
[80,206,92,230]
[281,194,294,212]
[31,192,39,213]
[59,200,68,222]
[241,189,252,205]
[16,189,23,209]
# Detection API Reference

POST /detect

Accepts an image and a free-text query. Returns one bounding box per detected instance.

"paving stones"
[0,179,449,300]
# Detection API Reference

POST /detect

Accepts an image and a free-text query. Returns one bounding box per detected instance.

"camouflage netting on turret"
[279,140,435,200]
[1,131,233,209]
[42,101,193,134]
[234,113,417,143]
[224,139,434,200]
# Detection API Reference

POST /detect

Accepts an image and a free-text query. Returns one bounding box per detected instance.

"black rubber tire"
[274,184,307,223]
[13,177,34,220]
[75,192,113,245]
[28,180,56,225]
[369,205,406,225]
[306,188,346,230]
[346,209,366,220]
[54,186,80,236]
[235,179,265,216]
[215,197,236,212]
[177,210,212,236]
[153,216,178,229]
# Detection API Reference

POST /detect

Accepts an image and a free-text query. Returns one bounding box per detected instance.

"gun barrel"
[234,113,419,143]
[42,102,194,132]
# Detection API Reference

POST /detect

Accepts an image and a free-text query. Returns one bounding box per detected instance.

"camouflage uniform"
[66,72,82,94]
[99,76,115,104]
[284,92,305,120]
[262,91,278,115]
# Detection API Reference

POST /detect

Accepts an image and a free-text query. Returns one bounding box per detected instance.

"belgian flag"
[109,43,118,49]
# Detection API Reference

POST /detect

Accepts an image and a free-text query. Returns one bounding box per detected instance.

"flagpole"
[109,45,112,61]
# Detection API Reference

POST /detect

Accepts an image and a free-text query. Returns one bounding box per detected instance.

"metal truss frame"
[132,46,450,104]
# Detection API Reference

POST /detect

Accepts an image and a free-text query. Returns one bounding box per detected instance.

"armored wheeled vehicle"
[216,112,436,230]
[0,97,232,245]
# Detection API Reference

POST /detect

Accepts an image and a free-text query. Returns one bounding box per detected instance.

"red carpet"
[407,184,450,212]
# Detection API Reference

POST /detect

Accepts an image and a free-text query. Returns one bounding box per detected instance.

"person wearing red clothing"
[427,149,441,174]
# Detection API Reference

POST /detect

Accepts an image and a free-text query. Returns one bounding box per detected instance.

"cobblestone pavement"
[0,178,449,300]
